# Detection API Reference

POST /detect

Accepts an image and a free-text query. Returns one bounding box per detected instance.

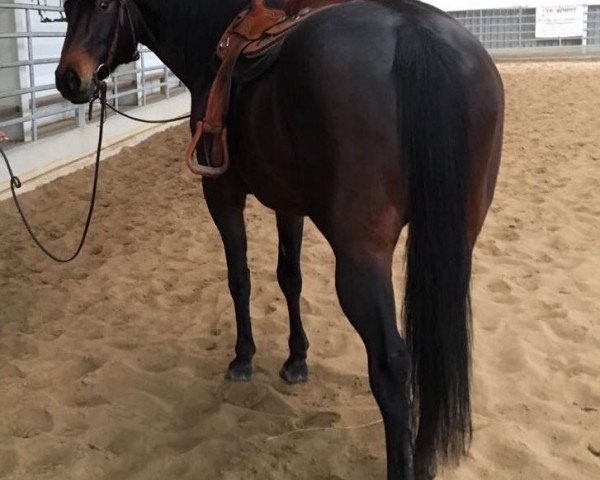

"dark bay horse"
[55,1,504,478]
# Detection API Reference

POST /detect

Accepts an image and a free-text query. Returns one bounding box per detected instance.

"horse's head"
[56,0,139,104]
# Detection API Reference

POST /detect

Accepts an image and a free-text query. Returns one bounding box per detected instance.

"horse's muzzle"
[55,67,93,104]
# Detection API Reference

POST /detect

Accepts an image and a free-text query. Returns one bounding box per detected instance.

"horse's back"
[277,0,504,169]
[280,0,501,95]
[232,0,503,224]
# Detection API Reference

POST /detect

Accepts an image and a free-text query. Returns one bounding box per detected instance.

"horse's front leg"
[276,213,309,383]
[203,175,255,381]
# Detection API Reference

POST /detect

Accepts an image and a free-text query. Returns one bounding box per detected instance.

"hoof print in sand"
[10,406,53,438]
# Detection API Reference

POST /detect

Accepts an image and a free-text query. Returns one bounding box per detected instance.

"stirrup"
[185,121,230,178]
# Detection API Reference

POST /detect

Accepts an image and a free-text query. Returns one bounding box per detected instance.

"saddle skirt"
[186,0,348,177]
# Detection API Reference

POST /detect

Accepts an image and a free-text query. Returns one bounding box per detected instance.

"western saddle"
[186,0,346,177]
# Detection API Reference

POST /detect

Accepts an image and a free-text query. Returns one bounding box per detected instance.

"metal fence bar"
[140,50,147,106]
[0,107,77,128]
[25,7,37,140]
[0,31,64,38]
[164,65,170,99]
[0,58,60,69]
[0,2,63,11]
[0,84,58,101]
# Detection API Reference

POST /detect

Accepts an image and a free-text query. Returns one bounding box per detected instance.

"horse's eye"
[99,1,110,10]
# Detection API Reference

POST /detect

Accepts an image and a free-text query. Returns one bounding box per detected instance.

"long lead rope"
[105,103,190,124]
[1,79,190,263]
[1,82,107,263]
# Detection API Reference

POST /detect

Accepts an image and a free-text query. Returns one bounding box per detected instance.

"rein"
[2,69,190,263]
[1,82,107,263]
[1,0,192,263]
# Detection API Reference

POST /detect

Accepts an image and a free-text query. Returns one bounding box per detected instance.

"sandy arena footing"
[0,62,599,480]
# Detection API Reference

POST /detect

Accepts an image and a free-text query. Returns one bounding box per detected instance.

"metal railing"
[589,5,600,45]
[450,5,600,50]
[0,0,185,143]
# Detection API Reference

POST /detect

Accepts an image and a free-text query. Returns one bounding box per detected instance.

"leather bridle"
[96,0,141,81]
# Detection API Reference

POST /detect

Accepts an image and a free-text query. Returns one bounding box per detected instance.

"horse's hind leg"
[334,247,413,480]
[276,213,309,383]
[203,176,255,381]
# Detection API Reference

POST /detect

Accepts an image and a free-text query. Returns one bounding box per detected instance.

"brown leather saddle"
[185,0,347,177]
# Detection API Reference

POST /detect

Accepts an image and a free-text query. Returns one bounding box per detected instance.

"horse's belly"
[233,141,308,215]
[230,76,309,216]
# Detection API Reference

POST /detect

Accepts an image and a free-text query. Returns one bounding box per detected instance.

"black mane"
[133,0,247,87]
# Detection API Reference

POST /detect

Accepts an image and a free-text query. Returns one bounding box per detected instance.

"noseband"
[97,0,140,81]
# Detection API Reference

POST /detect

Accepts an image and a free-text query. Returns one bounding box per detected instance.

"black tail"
[396,25,473,463]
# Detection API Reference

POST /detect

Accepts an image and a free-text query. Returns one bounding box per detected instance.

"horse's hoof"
[415,463,437,480]
[279,359,309,384]
[415,472,436,480]
[225,359,253,381]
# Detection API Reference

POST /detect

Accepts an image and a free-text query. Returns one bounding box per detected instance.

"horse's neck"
[133,0,247,89]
